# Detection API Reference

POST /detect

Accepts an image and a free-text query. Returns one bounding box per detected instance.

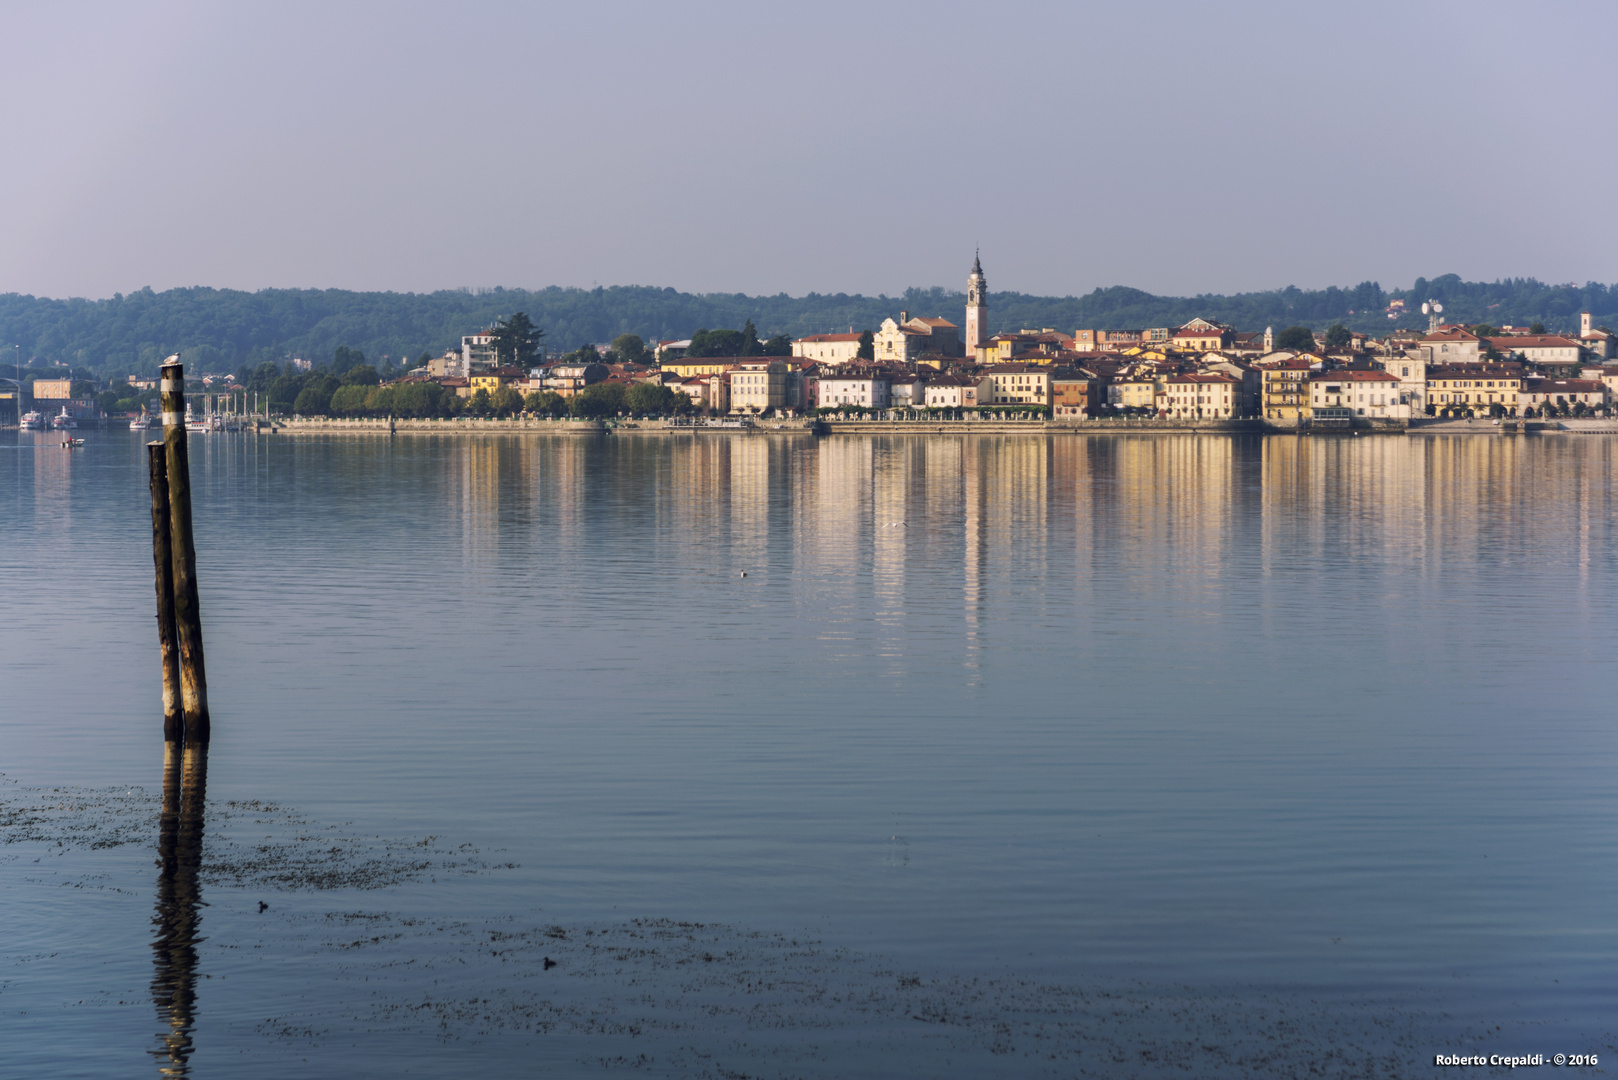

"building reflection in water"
[26,430,73,536]
[871,438,919,668]
[150,742,208,1076]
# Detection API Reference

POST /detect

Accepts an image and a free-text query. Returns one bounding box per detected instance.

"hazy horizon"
[4,273,1612,307]
[4,1,1613,302]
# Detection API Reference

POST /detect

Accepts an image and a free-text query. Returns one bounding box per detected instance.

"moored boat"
[50,407,78,430]
[20,410,45,430]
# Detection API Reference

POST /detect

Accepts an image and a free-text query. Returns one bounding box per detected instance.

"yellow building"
[1599,368,1618,401]
[1257,358,1313,420]
[1170,320,1233,352]
[661,359,735,378]
[1108,376,1161,411]
[728,360,787,413]
[973,330,1072,365]
[1425,363,1524,414]
[31,378,74,399]
[978,364,1050,406]
[1118,346,1176,362]
[469,368,525,396]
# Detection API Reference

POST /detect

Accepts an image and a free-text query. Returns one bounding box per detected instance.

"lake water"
[3,428,1617,1078]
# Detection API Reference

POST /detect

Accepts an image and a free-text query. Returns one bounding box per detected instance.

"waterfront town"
[11,258,1618,429]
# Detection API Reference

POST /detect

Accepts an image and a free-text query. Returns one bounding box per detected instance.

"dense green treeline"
[2,275,1613,379]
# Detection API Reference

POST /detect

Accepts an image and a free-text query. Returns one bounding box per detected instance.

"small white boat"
[20,410,45,430]
[50,407,78,430]
[61,436,86,448]
[184,405,209,434]
[130,411,157,431]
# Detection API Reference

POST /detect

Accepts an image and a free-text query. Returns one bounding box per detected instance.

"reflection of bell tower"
[965,252,987,356]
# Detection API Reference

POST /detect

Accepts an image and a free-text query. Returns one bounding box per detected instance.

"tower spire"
[965,252,987,357]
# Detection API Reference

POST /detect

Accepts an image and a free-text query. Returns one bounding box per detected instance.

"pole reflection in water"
[150,742,208,1076]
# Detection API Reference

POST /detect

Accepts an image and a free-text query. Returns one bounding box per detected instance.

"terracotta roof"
[1308,370,1399,383]
[1428,362,1525,377]
[1168,372,1239,384]
[912,317,958,328]
[1422,328,1480,342]
[796,333,863,343]
[1524,378,1604,392]
[1485,335,1579,349]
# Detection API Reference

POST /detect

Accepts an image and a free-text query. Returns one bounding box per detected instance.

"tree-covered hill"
[2,274,1613,378]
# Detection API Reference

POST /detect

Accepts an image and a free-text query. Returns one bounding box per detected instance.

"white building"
[427,350,466,378]
[1378,352,1428,415]
[792,333,864,366]
[1580,311,1614,360]
[1162,373,1240,419]
[889,375,928,408]
[818,371,891,409]
[677,373,728,413]
[873,313,961,364]
[1520,378,1606,413]
[1419,327,1480,364]
[1308,369,1408,418]
[462,330,499,373]
[923,374,980,408]
[1486,334,1585,369]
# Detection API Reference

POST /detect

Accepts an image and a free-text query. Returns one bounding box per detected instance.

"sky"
[2,0,1614,301]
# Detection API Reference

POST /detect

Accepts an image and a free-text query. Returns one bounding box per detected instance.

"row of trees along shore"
[263,366,693,420]
[237,314,773,418]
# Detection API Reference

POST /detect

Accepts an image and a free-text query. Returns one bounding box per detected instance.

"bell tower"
[965,251,987,357]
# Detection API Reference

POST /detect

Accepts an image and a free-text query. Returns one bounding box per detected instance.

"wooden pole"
[161,358,210,743]
[152,740,207,1070]
[148,442,183,741]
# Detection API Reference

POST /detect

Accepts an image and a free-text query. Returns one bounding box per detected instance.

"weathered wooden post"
[161,357,210,743]
[152,739,207,1070]
[148,442,183,741]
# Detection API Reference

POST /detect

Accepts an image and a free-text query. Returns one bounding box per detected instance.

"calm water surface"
[3,429,1617,1077]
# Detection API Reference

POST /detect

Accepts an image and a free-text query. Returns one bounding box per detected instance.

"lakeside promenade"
[260,416,1618,437]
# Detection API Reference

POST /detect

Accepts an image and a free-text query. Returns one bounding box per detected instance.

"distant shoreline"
[11,417,1613,437]
[258,416,1478,437]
